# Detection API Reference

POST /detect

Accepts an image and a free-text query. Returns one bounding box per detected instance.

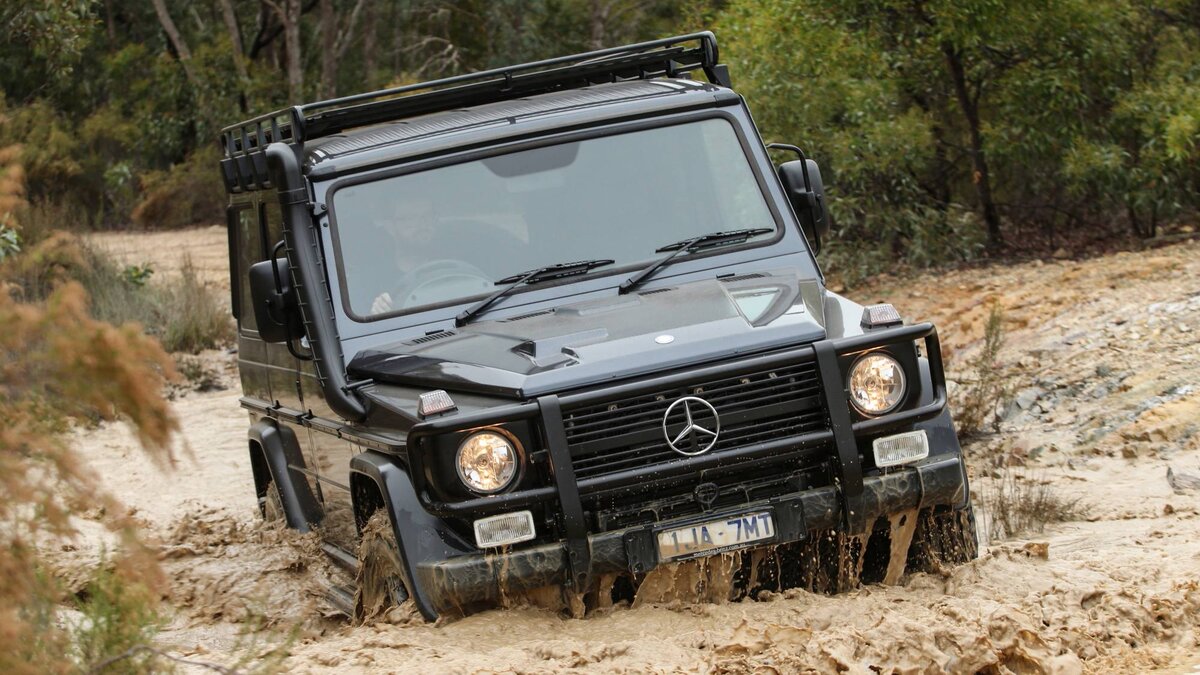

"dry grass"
[3,231,232,354]
[979,468,1087,542]
[952,303,1015,437]
[0,139,176,673]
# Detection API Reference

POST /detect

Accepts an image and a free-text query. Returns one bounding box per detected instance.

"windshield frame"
[323,109,793,324]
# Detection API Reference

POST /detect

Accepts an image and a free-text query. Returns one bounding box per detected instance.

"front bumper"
[415,453,966,614]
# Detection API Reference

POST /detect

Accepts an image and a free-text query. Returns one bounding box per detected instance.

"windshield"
[330,118,778,319]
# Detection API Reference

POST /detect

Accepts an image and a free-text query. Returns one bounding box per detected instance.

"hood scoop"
[512,328,609,367]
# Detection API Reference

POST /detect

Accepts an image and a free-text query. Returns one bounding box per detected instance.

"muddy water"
[60,238,1200,672]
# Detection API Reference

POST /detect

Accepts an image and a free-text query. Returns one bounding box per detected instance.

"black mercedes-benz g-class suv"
[218,32,976,621]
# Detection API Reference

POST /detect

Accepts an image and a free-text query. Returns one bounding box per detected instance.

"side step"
[321,543,360,617]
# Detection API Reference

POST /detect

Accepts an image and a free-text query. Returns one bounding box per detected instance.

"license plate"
[657,511,775,561]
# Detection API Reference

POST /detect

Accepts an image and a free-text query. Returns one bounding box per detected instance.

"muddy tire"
[355,511,413,623]
[261,482,286,525]
[907,506,979,572]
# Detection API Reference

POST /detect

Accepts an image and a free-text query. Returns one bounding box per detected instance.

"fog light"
[473,511,536,548]
[873,430,929,468]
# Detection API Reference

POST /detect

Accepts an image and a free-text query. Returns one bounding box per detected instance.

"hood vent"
[720,273,767,283]
[639,287,675,296]
[408,330,456,345]
[503,309,555,322]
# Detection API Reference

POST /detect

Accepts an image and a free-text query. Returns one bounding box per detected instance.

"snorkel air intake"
[265,142,368,422]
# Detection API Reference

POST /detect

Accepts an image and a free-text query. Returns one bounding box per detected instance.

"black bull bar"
[406,323,957,604]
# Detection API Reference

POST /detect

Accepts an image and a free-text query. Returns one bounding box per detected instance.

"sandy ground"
[60,234,1200,673]
[88,225,232,293]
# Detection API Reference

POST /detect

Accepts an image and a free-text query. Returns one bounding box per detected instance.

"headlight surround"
[848,353,907,415]
[455,429,521,494]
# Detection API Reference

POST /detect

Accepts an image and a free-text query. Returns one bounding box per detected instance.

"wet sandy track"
[65,239,1200,673]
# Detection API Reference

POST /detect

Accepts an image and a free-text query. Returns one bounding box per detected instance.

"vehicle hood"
[347,272,826,399]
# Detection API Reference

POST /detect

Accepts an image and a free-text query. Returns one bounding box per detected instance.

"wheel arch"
[349,450,475,621]
[248,418,323,531]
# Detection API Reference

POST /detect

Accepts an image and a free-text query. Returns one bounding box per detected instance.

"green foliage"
[68,563,162,674]
[721,0,1200,275]
[120,262,153,287]
[0,225,19,260]
[0,0,1195,256]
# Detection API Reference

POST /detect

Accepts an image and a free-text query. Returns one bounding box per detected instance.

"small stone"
[1163,503,1175,515]
[1023,541,1050,559]
[1015,388,1041,410]
[1052,248,1070,259]
[1121,445,1139,459]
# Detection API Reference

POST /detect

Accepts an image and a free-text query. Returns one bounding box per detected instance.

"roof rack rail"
[219,31,729,193]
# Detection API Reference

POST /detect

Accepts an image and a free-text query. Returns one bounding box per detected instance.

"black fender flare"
[248,418,323,531]
[350,450,475,621]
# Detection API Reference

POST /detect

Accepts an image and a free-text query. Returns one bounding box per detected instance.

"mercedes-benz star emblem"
[662,396,720,456]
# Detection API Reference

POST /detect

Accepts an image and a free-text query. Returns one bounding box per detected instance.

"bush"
[130,147,224,230]
[67,564,162,675]
[980,468,1086,542]
[2,232,232,353]
[0,281,178,674]
[79,250,232,354]
[952,303,1014,437]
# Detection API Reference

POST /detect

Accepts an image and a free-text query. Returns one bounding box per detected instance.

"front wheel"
[907,506,979,572]
[355,511,415,623]
[260,482,285,525]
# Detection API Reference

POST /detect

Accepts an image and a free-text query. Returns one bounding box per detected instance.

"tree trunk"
[318,0,336,99]
[150,0,199,88]
[219,0,250,112]
[589,0,608,50]
[361,2,376,89]
[943,43,1002,251]
[279,0,304,102]
[103,0,116,41]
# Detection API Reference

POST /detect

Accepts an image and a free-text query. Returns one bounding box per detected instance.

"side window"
[236,206,264,333]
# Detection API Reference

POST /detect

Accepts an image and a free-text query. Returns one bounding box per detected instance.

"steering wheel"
[394,259,492,310]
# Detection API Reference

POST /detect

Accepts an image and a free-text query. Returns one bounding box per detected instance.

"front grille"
[562,360,827,480]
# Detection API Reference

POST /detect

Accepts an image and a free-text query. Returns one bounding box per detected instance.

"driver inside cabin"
[333,120,777,320]
[362,198,490,315]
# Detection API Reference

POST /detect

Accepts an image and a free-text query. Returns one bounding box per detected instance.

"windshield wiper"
[618,228,773,295]
[455,259,615,326]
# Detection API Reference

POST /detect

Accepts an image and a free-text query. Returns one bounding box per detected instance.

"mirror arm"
[270,240,287,293]
[765,142,812,193]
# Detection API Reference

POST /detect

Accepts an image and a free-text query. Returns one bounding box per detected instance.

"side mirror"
[249,257,304,343]
[778,159,829,254]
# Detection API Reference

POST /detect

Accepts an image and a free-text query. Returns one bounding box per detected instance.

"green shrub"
[68,564,162,675]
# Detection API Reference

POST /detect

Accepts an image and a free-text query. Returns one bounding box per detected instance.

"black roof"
[305,79,727,168]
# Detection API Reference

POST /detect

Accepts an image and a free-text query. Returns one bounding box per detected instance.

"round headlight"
[848,353,906,415]
[456,430,520,494]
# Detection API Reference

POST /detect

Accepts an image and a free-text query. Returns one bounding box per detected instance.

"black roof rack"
[218,31,730,193]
